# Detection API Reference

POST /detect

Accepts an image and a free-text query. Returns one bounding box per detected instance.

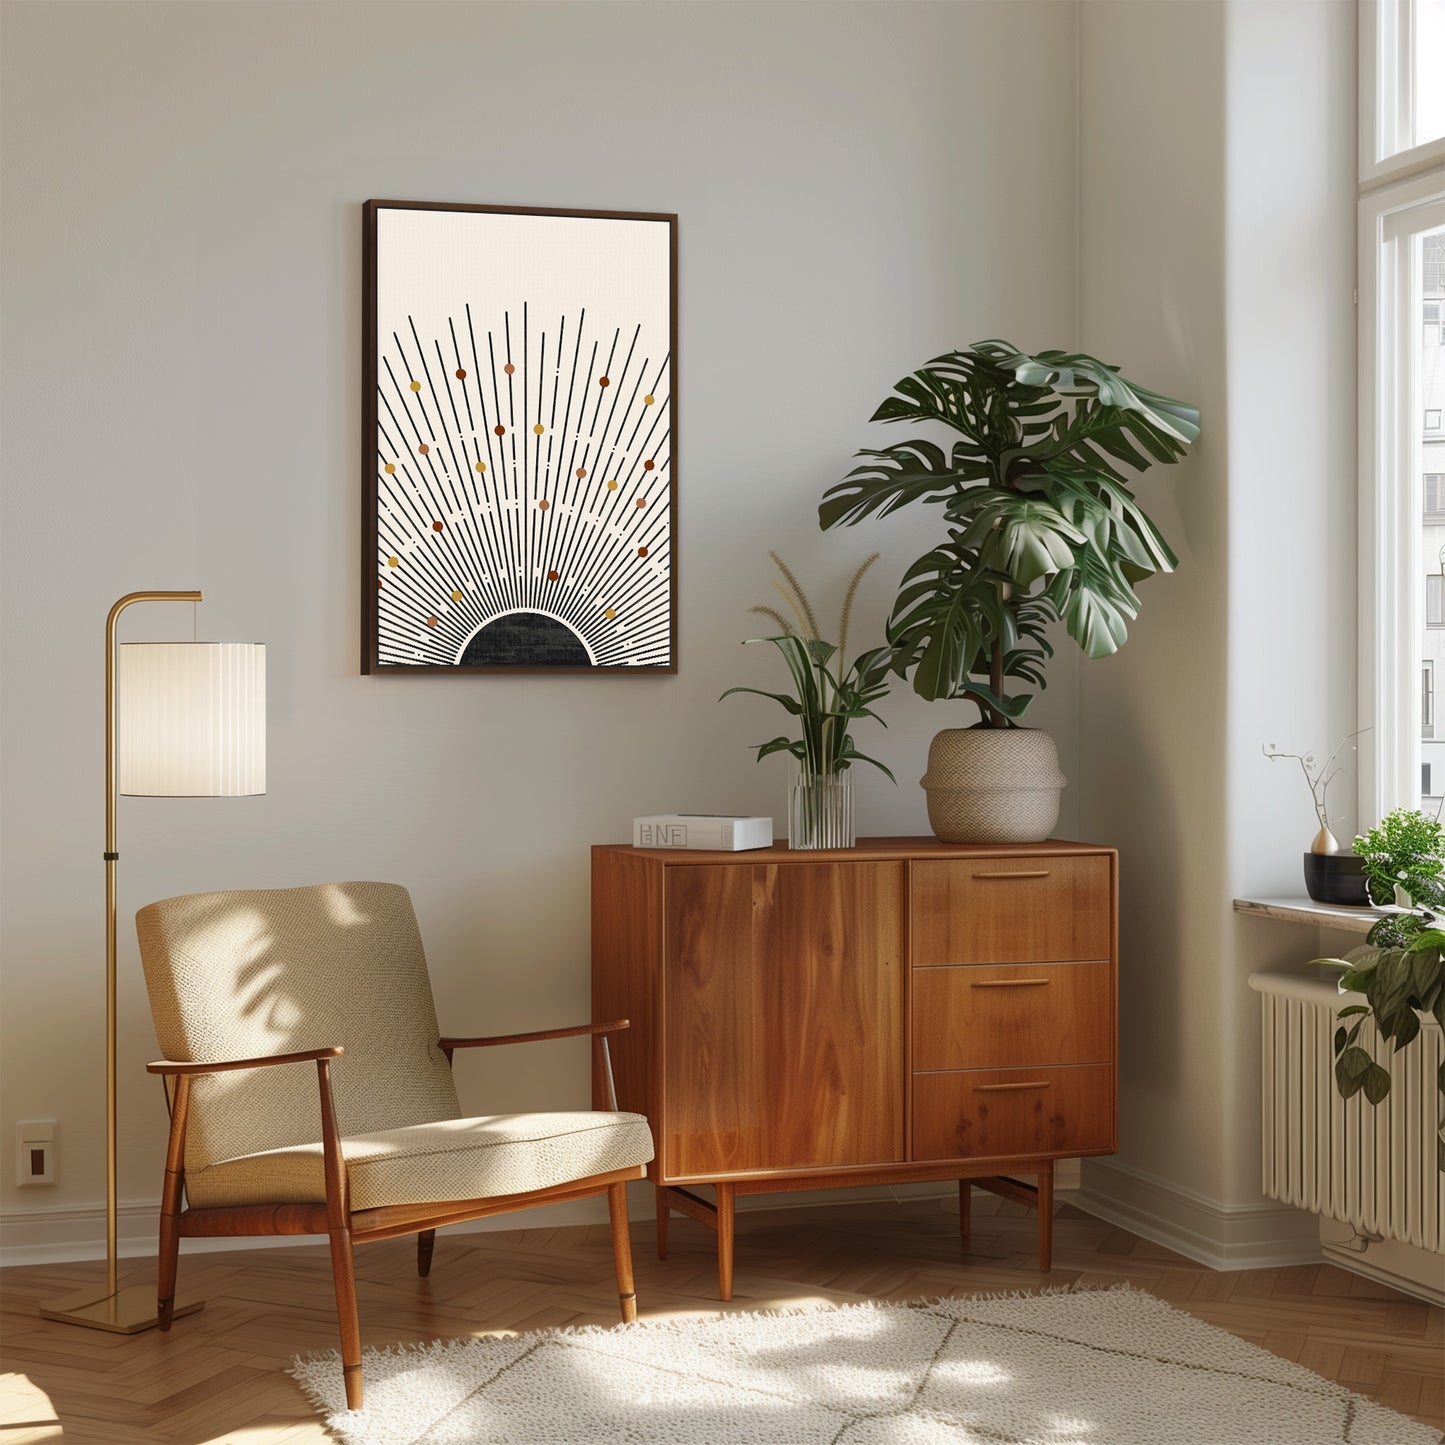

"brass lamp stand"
[42,592,265,1333]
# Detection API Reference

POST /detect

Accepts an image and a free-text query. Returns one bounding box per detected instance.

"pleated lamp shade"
[118,643,266,797]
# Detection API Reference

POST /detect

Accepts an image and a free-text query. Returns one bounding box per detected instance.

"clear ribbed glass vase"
[787,769,855,849]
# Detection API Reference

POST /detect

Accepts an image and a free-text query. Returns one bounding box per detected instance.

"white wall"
[1077,0,1358,1260]
[0,0,1081,1251]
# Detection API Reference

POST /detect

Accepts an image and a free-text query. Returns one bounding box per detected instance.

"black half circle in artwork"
[460,612,591,668]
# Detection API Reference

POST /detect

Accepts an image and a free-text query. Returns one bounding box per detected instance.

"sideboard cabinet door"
[662,861,905,1178]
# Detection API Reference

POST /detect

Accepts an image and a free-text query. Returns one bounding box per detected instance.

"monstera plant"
[821,340,1200,717]
[819,341,1200,841]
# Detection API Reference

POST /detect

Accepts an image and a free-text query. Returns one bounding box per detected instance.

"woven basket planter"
[920,728,1067,844]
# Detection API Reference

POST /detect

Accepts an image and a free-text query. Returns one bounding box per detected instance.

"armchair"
[136,881,653,1409]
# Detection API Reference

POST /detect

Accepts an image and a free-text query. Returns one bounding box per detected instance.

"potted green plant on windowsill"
[1316,807,1445,1170]
[820,340,1199,843]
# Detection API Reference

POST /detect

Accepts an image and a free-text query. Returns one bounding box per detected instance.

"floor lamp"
[41,591,265,1334]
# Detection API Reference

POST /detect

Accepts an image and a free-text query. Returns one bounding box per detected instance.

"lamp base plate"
[40,1283,203,1334]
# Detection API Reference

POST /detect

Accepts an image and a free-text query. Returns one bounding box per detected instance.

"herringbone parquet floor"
[1,1193,1440,1444]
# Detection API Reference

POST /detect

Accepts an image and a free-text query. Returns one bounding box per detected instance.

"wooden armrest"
[439,1019,629,1051]
[146,1046,344,1076]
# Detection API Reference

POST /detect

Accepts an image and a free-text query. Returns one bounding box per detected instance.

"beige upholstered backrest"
[136,882,460,1174]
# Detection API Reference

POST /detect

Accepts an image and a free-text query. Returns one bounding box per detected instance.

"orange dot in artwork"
[418,443,429,455]
[638,546,649,558]
[599,376,610,388]
[410,380,422,392]
[432,520,444,532]
[576,467,587,479]
[455,368,467,380]
[426,615,439,627]
[451,589,464,602]
[384,463,396,474]
[547,569,560,581]
[533,423,545,435]
[387,556,400,567]
[606,479,618,491]
[644,394,655,406]
[494,425,506,436]
[635,498,647,509]
[377,578,384,589]
[504,363,515,375]
[475,461,486,473]
[604,608,617,621]
[538,500,550,511]
[644,459,655,471]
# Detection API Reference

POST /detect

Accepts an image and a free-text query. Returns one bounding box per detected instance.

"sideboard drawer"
[912,962,1112,1071]
[911,856,1111,965]
[912,1064,1114,1161]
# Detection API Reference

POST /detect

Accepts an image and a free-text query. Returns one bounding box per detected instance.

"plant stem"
[989,641,1004,729]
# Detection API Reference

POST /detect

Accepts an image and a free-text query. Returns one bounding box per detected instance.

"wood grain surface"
[911,855,1112,965]
[912,962,1113,1071]
[662,861,905,1177]
[913,1063,1115,1161]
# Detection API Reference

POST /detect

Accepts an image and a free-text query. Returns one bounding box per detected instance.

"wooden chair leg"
[958,1179,971,1242]
[156,1205,181,1331]
[328,1225,364,1410]
[716,1182,736,1303]
[1037,1161,1054,1272]
[157,1076,190,1331]
[654,1183,670,1260]
[417,1229,436,1278]
[607,1181,638,1323]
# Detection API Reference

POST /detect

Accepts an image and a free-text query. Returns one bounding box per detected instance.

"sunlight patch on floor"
[0,1373,62,1444]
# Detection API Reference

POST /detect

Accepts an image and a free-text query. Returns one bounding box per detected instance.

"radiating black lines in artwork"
[374,303,672,668]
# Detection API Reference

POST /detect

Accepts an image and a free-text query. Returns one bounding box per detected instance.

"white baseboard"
[1318,1221,1445,1306]
[3,1176,1014,1268]
[1075,1159,1324,1271]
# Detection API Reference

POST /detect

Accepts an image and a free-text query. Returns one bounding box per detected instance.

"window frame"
[1359,0,1445,185]
[1358,168,1445,819]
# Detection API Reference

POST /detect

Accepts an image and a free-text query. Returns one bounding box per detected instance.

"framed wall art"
[362,200,677,674]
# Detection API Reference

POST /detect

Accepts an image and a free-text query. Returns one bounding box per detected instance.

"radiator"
[1250,965,1442,1254]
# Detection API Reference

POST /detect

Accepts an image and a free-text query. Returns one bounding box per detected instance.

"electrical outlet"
[16,1120,56,1186]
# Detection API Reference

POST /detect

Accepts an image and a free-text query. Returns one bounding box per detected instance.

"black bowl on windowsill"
[1302,851,1370,905]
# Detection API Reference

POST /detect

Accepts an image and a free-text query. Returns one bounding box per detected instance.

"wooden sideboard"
[591,836,1117,1298]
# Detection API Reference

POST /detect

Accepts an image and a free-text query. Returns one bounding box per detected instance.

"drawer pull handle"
[971,978,1051,988]
[971,870,1051,880]
[974,1080,1051,1092]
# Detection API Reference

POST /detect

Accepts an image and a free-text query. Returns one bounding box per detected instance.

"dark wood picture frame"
[362,200,678,675]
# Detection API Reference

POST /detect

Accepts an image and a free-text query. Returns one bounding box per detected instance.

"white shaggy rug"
[291,1285,1440,1445]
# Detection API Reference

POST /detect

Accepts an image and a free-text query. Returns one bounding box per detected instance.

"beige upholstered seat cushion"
[184,1110,654,1211]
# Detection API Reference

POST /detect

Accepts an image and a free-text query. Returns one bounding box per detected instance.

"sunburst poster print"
[362,201,676,674]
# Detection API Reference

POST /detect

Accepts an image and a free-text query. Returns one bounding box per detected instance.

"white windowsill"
[1232,896,1387,934]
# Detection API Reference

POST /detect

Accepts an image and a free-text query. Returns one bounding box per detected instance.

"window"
[1359,2,1445,816]
[1362,1,1445,177]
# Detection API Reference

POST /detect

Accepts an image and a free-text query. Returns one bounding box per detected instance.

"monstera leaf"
[1046,547,1140,658]
[954,493,1085,589]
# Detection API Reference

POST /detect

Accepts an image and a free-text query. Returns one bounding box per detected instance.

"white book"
[632,814,774,851]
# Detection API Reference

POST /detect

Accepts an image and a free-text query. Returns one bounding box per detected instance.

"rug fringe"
[290,1278,1150,1375]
